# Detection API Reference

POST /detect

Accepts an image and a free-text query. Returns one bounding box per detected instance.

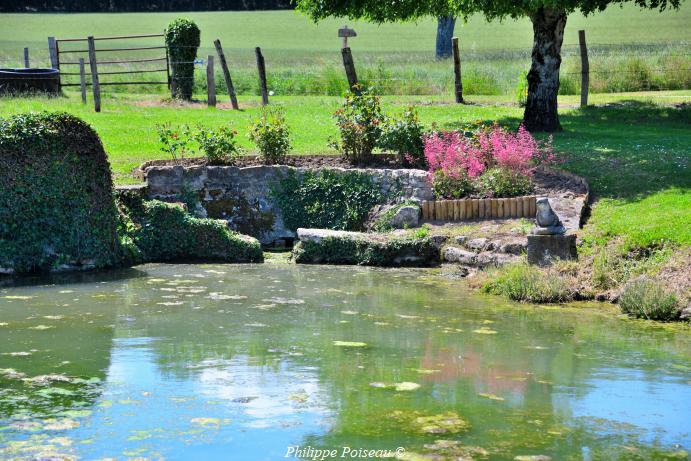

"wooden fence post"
[48,37,58,69]
[214,39,239,110]
[452,37,463,104]
[87,36,101,113]
[341,47,359,94]
[578,30,589,108]
[255,47,269,106]
[79,58,87,104]
[207,55,216,107]
[23,47,29,68]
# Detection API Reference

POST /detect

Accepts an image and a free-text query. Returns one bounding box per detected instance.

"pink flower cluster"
[424,131,486,178]
[424,124,552,178]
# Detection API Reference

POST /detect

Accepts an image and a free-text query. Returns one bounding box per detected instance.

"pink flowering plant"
[424,123,553,198]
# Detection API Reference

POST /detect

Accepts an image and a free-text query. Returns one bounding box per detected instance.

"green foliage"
[515,71,529,107]
[297,0,681,24]
[619,277,680,321]
[477,167,534,198]
[0,112,121,273]
[331,87,384,164]
[272,170,385,231]
[293,235,439,267]
[248,106,291,164]
[194,125,243,165]
[482,261,576,303]
[164,18,200,100]
[118,198,263,263]
[378,106,426,167]
[412,224,431,239]
[156,123,193,163]
[431,170,476,199]
[156,123,242,165]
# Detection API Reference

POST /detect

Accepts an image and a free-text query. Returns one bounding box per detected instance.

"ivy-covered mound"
[116,191,263,264]
[292,229,439,267]
[0,112,121,273]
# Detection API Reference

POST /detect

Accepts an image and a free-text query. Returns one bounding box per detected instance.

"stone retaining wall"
[145,165,433,245]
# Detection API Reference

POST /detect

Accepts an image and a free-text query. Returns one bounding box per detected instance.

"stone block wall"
[145,165,433,245]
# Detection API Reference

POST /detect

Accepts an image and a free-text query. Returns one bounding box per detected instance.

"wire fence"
[1,39,689,99]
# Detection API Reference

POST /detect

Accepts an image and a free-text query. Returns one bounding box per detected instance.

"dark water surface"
[0,262,689,460]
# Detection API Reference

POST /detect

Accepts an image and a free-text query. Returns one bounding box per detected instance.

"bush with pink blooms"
[424,124,553,198]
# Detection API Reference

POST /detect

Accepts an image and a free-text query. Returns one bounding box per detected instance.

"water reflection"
[0,263,689,460]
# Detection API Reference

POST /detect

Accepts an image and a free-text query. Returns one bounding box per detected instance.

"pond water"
[0,261,689,461]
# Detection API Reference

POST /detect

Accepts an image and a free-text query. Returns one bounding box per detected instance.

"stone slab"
[527,233,577,266]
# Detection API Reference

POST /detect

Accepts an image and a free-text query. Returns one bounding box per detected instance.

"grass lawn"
[1,6,689,96]
[1,90,689,251]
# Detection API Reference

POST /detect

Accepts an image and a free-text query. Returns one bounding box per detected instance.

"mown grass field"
[1,91,689,251]
[1,5,689,96]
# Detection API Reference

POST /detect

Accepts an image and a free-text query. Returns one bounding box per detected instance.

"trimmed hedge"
[117,195,263,263]
[165,18,200,100]
[0,112,121,273]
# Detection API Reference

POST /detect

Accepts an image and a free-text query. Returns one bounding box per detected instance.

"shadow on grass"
[445,101,690,202]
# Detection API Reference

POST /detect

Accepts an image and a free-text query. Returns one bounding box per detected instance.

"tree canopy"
[297,0,680,22]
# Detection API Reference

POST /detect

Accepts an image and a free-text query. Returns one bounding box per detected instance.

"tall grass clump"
[619,277,680,321]
[481,261,575,303]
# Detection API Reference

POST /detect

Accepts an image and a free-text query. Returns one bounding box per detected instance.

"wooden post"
[48,37,57,69]
[206,55,216,108]
[23,47,29,68]
[523,196,531,218]
[452,37,463,104]
[79,58,87,104]
[214,39,239,110]
[255,47,269,106]
[87,36,101,113]
[510,199,518,218]
[578,30,589,108]
[341,47,359,94]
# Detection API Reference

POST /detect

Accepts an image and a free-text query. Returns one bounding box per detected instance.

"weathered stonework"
[145,165,433,245]
[527,233,578,266]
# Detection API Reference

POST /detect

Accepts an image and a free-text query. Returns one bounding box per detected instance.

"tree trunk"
[435,15,456,59]
[523,7,567,132]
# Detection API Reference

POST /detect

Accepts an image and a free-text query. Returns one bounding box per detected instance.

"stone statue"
[532,197,565,235]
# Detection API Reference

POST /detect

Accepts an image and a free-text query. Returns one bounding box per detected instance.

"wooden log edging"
[421,196,537,221]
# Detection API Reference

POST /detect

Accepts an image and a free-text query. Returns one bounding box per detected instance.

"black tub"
[0,68,60,95]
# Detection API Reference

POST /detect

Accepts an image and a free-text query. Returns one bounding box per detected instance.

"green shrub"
[272,170,385,232]
[164,18,200,100]
[119,199,263,263]
[477,167,533,198]
[619,278,680,321]
[156,123,193,163]
[248,107,291,164]
[330,87,383,164]
[0,112,121,273]
[482,261,575,303]
[431,170,476,199]
[378,106,425,167]
[194,125,242,165]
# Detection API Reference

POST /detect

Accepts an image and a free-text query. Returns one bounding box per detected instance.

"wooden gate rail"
[51,32,170,112]
[421,196,537,221]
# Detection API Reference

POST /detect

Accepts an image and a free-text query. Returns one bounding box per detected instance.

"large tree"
[297,0,681,132]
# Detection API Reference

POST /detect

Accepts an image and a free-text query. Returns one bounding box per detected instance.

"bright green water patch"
[0,263,689,460]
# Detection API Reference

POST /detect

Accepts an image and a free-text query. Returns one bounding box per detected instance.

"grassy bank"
[1,6,689,96]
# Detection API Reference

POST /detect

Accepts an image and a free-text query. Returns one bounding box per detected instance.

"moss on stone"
[292,234,439,267]
[117,195,263,264]
[0,112,120,273]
